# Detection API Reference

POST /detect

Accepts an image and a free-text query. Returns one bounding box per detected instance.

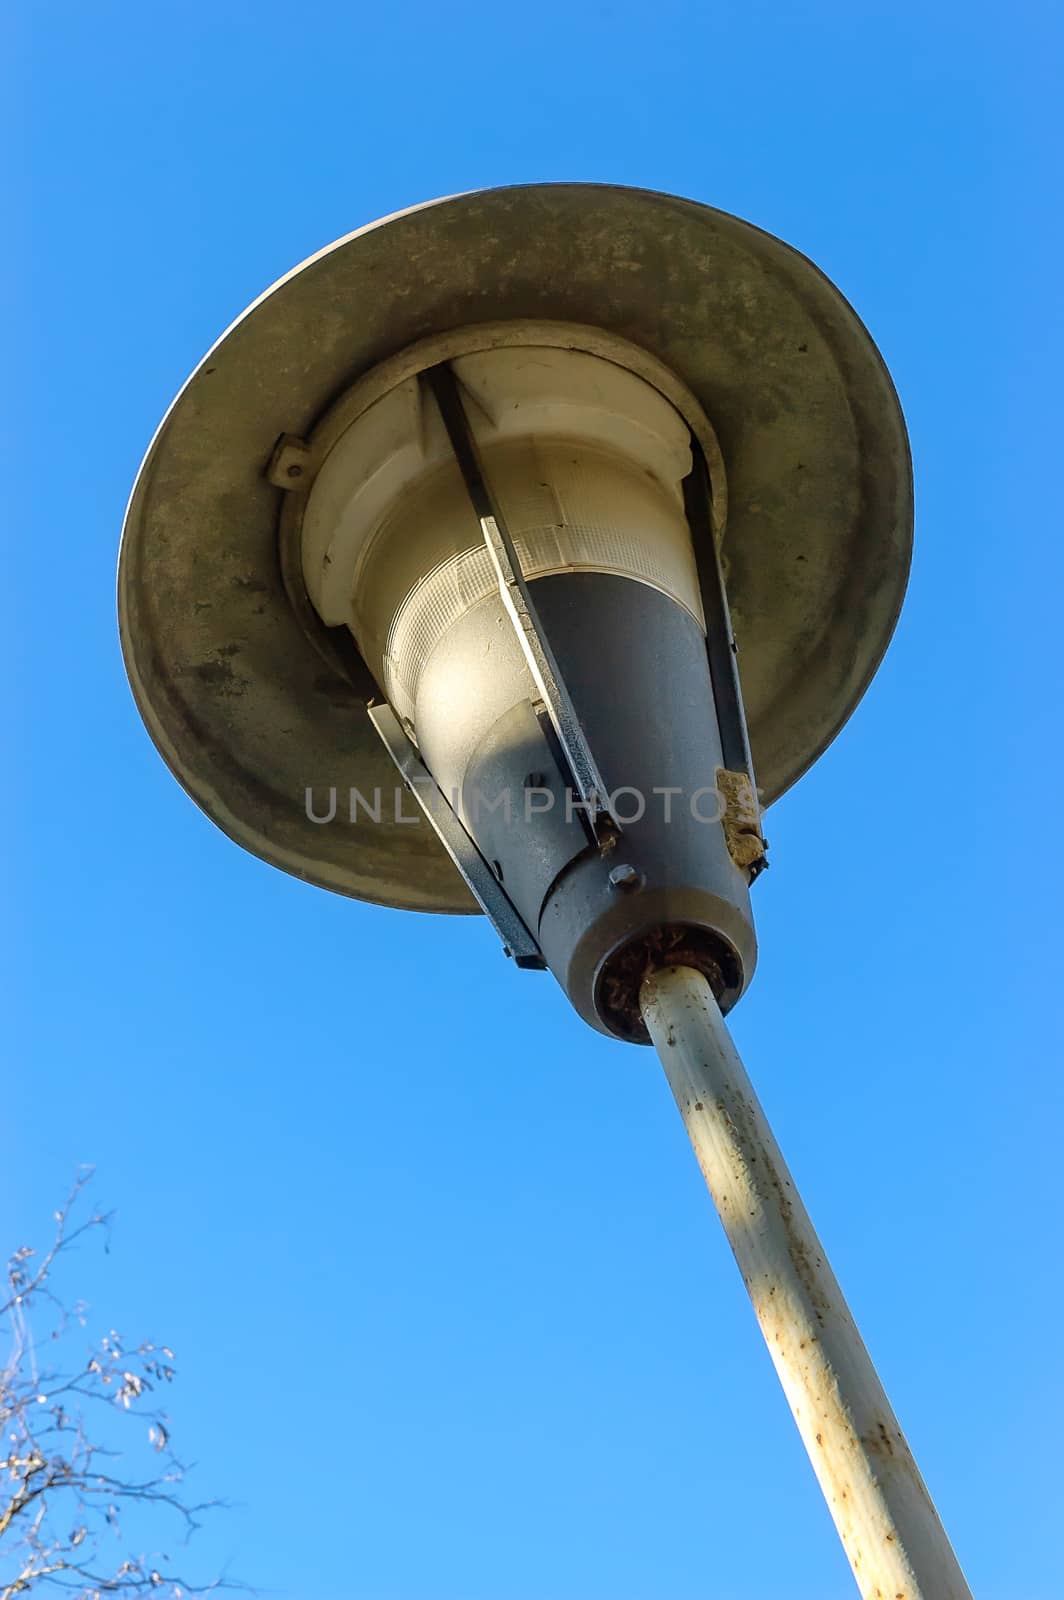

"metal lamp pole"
[641,965,972,1600]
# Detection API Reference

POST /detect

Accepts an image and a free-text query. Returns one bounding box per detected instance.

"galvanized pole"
[640,964,972,1600]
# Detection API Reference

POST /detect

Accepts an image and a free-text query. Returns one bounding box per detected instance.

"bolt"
[286,463,304,479]
[608,863,643,892]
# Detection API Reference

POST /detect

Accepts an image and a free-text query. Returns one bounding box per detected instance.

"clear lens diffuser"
[302,343,702,716]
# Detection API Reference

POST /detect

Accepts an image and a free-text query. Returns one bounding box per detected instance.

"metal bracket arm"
[684,443,767,879]
[425,362,619,850]
[368,701,546,970]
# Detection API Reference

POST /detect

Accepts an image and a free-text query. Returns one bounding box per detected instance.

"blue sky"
[5,3,1062,1597]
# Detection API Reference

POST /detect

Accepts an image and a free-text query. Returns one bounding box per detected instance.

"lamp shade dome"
[119,183,912,913]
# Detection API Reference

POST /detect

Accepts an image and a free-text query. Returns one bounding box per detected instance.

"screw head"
[286,462,304,479]
[608,863,643,892]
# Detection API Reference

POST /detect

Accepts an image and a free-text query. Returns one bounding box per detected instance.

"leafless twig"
[1,1174,243,1599]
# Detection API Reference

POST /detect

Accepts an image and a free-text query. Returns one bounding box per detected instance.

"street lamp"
[119,184,970,1598]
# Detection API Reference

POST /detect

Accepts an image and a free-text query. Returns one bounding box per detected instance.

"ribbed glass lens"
[370,436,703,725]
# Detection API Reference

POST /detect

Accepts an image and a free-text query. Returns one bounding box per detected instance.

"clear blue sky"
[5,4,1061,1597]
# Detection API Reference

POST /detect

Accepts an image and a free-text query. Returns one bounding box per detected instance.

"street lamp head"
[119,183,911,1037]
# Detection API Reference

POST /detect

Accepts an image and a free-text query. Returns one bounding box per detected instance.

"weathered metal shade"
[119,183,912,913]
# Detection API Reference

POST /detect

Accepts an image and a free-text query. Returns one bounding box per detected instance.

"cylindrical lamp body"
[301,335,759,1035]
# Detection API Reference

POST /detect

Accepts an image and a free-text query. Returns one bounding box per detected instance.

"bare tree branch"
[1,1176,244,1599]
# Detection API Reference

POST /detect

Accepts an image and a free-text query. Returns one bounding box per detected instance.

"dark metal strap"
[426,362,619,850]
[684,443,767,880]
[683,444,759,792]
[368,701,546,969]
